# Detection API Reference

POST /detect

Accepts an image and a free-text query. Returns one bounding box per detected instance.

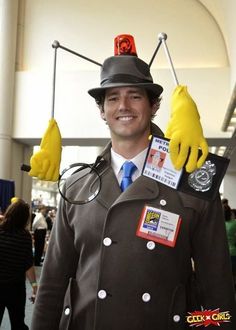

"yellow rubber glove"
[165,85,208,173]
[29,118,62,181]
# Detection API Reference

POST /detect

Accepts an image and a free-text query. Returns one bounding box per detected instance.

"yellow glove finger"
[197,138,209,169]
[29,150,47,177]
[38,158,50,180]
[40,162,58,182]
[173,141,190,171]
[50,168,59,182]
[168,134,182,169]
[45,164,58,182]
[185,146,199,173]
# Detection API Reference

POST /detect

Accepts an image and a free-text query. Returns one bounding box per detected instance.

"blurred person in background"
[231,209,236,219]
[32,206,48,266]
[222,198,230,211]
[0,199,37,330]
[45,210,54,233]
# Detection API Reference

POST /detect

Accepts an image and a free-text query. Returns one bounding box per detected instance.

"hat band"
[101,74,153,86]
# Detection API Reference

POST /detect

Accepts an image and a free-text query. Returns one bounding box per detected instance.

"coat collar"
[96,165,160,209]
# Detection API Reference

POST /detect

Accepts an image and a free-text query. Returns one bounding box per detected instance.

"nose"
[118,96,130,111]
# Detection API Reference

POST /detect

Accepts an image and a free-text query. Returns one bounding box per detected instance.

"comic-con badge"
[136,205,181,247]
[188,160,216,192]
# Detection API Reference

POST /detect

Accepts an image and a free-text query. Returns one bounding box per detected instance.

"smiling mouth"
[117,116,135,121]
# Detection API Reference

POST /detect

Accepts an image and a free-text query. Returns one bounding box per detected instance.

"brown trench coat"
[31,125,236,330]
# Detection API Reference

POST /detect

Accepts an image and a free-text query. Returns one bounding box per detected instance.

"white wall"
[13,67,231,142]
[12,0,231,143]
[200,0,236,89]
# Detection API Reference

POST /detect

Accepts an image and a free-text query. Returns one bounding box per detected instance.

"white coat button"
[142,292,151,302]
[173,314,180,322]
[98,289,107,299]
[64,307,70,316]
[160,199,167,206]
[146,241,156,250]
[103,237,112,246]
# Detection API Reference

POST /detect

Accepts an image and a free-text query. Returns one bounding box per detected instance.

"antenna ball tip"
[158,32,167,41]
[52,40,60,48]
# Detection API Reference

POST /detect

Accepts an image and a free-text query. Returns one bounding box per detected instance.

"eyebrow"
[106,88,145,97]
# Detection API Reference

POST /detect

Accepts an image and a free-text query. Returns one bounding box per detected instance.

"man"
[45,210,54,232]
[32,206,47,266]
[31,40,236,329]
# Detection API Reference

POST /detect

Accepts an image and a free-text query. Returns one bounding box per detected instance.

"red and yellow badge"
[186,308,231,327]
[136,205,181,247]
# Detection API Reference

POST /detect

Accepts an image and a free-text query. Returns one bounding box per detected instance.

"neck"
[111,136,150,159]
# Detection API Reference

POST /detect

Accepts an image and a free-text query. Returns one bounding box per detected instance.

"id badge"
[136,205,181,247]
[142,136,183,189]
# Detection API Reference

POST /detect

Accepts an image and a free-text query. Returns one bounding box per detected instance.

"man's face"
[101,87,156,142]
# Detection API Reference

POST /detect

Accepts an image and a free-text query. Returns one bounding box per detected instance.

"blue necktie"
[120,161,137,192]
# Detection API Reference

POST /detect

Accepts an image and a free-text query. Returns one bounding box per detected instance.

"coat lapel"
[114,175,160,205]
[96,166,121,209]
[96,167,160,209]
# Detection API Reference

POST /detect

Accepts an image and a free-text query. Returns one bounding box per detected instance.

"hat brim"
[88,82,163,99]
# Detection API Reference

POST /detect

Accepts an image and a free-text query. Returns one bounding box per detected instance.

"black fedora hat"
[88,55,163,99]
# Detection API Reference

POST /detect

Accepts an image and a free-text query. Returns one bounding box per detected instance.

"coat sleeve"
[31,197,79,330]
[191,194,236,328]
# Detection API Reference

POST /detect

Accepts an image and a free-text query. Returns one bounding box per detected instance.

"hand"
[29,294,36,304]
[165,85,208,173]
[29,284,38,304]
[29,119,62,181]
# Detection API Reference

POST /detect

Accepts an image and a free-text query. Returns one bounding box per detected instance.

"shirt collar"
[111,147,148,178]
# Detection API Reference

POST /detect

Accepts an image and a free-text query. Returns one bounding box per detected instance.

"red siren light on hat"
[114,34,137,56]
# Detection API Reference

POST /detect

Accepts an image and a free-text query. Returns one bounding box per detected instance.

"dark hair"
[95,88,162,118]
[0,199,30,232]
[224,206,232,222]
[222,198,229,206]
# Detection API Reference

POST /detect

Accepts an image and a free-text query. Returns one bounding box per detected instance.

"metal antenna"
[51,43,58,118]
[158,33,179,86]
[50,40,102,119]
[149,39,162,67]
[52,40,102,67]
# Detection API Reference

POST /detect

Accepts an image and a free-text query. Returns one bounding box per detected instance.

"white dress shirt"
[111,148,148,186]
[32,212,48,231]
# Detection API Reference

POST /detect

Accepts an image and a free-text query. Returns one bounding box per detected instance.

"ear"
[151,103,158,116]
[100,110,106,121]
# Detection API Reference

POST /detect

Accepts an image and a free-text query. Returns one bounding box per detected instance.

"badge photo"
[142,136,183,190]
